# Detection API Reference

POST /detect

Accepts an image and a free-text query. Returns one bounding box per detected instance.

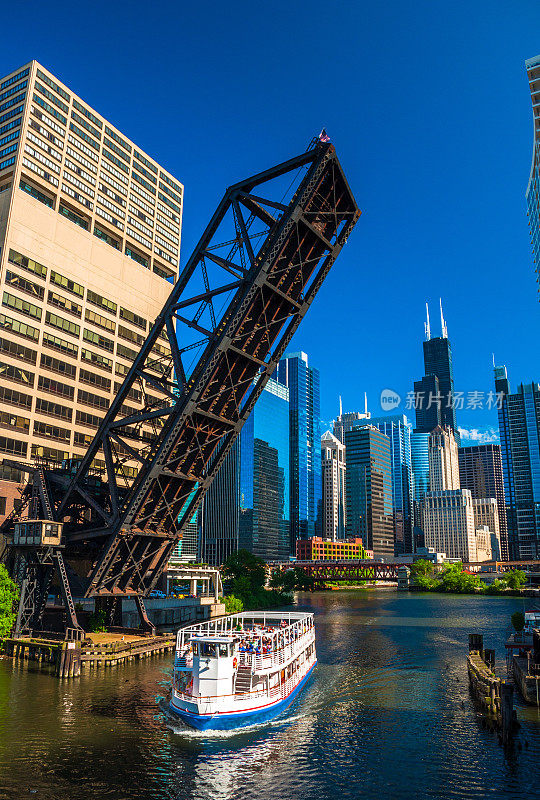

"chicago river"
[1,591,539,800]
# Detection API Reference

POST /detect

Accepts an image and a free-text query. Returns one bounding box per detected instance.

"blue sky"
[4,0,540,442]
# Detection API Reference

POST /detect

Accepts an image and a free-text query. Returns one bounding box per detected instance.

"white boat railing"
[237,629,315,673]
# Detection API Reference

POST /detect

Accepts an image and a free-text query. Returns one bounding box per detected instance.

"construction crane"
[1,139,360,635]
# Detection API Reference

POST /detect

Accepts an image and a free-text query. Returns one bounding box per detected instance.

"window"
[34,82,69,113]
[33,93,67,125]
[116,342,137,362]
[5,270,45,301]
[85,308,115,332]
[158,192,181,215]
[0,313,39,342]
[74,431,93,448]
[36,69,70,102]
[75,409,102,428]
[105,126,131,153]
[104,137,130,163]
[45,311,80,338]
[83,328,114,353]
[132,159,156,184]
[0,498,5,515]
[103,148,129,174]
[125,246,148,268]
[0,385,32,410]
[159,181,182,205]
[159,172,182,196]
[153,262,175,281]
[72,99,102,129]
[79,369,111,392]
[115,361,129,377]
[71,110,101,141]
[31,444,68,463]
[59,202,89,229]
[0,436,27,457]
[19,178,54,207]
[48,291,82,318]
[114,383,141,403]
[80,348,112,372]
[131,170,156,195]
[3,291,42,321]
[0,360,34,387]
[42,332,78,359]
[0,410,29,432]
[34,420,71,443]
[1,67,30,92]
[8,248,47,279]
[134,150,157,174]
[50,270,84,298]
[0,337,36,364]
[93,224,120,250]
[118,324,144,346]
[78,389,109,411]
[40,353,77,379]
[35,397,72,422]
[119,307,147,331]
[69,122,99,151]
[37,375,74,400]
[86,290,117,315]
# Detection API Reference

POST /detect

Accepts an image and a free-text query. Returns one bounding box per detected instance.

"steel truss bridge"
[1,140,360,636]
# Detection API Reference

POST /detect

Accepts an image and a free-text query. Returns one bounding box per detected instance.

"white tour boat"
[169,611,316,730]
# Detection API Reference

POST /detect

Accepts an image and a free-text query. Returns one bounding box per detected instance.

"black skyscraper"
[414,301,459,443]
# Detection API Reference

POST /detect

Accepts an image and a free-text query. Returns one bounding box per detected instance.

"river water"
[1,590,539,800]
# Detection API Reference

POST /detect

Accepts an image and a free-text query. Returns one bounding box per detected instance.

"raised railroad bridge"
[266,559,540,584]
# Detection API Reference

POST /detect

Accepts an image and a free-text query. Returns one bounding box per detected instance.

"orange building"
[296,537,373,562]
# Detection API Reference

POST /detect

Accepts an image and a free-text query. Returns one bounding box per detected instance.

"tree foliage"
[511,611,525,632]
[0,564,19,638]
[409,559,435,578]
[222,550,290,611]
[502,570,527,589]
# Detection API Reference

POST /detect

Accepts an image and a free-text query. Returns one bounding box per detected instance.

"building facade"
[238,378,290,562]
[423,489,478,562]
[199,438,241,566]
[356,414,413,555]
[428,426,460,492]
[276,352,321,550]
[472,497,502,561]
[345,424,394,559]
[458,444,508,559]
[320,430,346,541]
[411,430,430,549]
[333,407,370,444]
[525,54,540,293]
[495,365,540,559]
[296,536,370,561]
[0,61,182,522]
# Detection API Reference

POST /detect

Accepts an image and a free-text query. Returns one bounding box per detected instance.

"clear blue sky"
[4,0,540,442]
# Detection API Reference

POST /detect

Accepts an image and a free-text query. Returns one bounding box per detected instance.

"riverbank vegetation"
[0,564,19,638]
[221,550,294,612]
[410,560,528,595]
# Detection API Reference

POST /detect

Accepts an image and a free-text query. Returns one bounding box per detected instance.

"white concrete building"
[428,425,460,491]
[320,430,346,540]
[423,488,478,562]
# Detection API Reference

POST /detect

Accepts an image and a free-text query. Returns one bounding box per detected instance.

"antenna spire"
[439,298,448,338]
[424,302,431,340]
[364,392,368,415]
[339,395,342,417]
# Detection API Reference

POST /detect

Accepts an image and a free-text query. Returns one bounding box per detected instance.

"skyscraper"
[320,430,346,541]
[199,439,240,566]
[495,365,540,559]
[428,426,460,491]
[414,302,459,442]
[333,395,370,443]
[458,444,508,559]
[355,414,413,555]
[525,54,540,292]
[276,352,321,550]
[410,430,430,549]
[238,378,290,562]
[0,61,182,523]
[345,424,394,558]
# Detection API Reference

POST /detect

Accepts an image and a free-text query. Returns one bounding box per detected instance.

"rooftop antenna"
[339,395,343,417]
[492,353,496,368]
[364,391,368,415]
[440,298,448,339]
[424,302,431,340]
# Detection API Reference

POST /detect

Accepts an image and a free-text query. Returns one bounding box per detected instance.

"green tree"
[222,594,243,614]
[410,559,435,578]
[511,611,525,632]
[294,568,316,591]
[502,570,527,590]
[0,564,18,638]
[270,569,296,593]
[222,549,266,593]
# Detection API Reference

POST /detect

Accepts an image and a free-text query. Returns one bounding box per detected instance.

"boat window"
[218,644,229,658]
[200,642,217,657]
[192,642,199,656]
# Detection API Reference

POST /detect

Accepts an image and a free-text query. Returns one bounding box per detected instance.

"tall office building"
[525,54,540,292]
[0,61,182,522]
[458,444,508,560]
[238,378,290,562]
[333,396,370,443]
[495,365,540,559]
[199,438,240,566]
[472,498,502,561]
[320,430,346,541]
[423,489,478,561]
[356,414,413,555]
[414,302,459,442]
[411,430,430,549]
[428,426,460,491]
[275,352,321,549]
[345,424,394,558]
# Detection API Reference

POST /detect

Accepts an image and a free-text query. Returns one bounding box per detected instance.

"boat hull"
[169,661,316,731]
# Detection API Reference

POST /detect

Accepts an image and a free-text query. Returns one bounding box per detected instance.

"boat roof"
[190,635,234,643]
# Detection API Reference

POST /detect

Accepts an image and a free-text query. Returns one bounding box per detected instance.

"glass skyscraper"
[199,438,240,566]
[526,54,540,293]
[355,414,413,555]
[238,378,290,562]
[411,430,430,549]
[495,364,540,559]
[276,352,321,552]
[345,424,394,558]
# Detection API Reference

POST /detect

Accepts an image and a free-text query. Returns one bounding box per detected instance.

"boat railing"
[238,629,314,672]
[174,652,193,670]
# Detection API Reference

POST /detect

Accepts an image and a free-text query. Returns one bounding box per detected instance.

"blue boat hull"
[169,661,316,731]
